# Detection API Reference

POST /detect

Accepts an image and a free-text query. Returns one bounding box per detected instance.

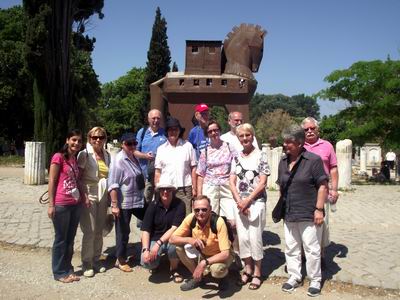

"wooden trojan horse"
[150,24,267,136]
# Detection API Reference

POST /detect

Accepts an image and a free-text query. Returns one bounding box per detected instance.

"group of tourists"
[46,103,338,297]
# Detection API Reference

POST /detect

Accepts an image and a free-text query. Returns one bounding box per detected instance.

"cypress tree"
[143,7,171,117]
[24,0,103,162]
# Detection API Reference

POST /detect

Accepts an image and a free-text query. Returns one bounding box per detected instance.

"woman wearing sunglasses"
[196,120,237,224]
[47,129,83,283]
[77,126,111,277]
[108,132,147,272]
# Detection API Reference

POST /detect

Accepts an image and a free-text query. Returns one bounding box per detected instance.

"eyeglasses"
[207,129,220,134]
[304,127,316,132]
[194,208,208,213]
[125,141,138,147]
[91,136,105,140]
[160,188,173,193]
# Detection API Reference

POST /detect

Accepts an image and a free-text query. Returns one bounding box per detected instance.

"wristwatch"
[142,248,149,253]
[203,258,210,266]
[315,207,324,212]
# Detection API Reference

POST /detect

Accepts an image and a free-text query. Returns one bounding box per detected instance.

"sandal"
[115,259,132,272]
[236,271,252,286]
[171,271,184,283]
[68,273,80,281]
[57,276,74,283]
[248,275,262,290]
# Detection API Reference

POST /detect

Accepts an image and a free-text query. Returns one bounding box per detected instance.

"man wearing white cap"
[170,195,233,291]
[140,179,186,282]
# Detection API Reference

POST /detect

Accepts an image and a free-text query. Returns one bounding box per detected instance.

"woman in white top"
[155,117,197,215]
[77,126,111,277]
[229,123,270,290]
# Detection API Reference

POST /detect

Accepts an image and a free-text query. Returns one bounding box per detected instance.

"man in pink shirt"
[302,117,339,261]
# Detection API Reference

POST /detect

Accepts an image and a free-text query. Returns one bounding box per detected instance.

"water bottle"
[328,195,337,212]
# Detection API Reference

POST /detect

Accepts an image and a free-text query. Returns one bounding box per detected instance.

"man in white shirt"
[385,150,396,170]
[220,111,259,152]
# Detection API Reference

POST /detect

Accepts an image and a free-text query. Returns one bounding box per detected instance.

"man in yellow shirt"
[170,195,233,291]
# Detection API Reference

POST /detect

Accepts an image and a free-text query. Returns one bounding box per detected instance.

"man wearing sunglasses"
[170,195,233,291]
[301,117,339,266]
[140,180,185,282]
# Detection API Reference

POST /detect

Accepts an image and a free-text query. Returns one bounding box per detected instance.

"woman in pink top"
[197,120,237,222]
[47,129,83,283]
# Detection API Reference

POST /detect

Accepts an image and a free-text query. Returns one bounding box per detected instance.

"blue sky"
[2,0,400,116]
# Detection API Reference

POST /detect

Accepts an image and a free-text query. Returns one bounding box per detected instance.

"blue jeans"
[51,204,82,280]
[140,241,178,269]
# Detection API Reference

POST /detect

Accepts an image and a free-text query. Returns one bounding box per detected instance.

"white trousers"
[235,201,265,261]
[284,221,322,287]
[203,182,236,220]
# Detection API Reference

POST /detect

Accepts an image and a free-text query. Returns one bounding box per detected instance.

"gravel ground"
[0,243,399,300]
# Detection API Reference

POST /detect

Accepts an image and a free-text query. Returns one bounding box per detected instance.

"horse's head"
[223,24,267,79]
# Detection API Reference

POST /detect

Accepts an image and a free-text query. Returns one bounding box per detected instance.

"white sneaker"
[83,269,95,277]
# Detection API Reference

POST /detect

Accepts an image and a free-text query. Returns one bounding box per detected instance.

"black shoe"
[180,278,202,291]
[282,280,301,293]
[218,277,229,291]
[307,287,321,297]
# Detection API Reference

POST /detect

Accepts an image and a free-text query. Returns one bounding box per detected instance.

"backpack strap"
[138,127,147,152]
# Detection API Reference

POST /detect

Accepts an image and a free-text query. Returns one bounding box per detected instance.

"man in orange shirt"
[170,195,233,291]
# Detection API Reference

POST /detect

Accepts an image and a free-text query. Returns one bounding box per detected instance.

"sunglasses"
[160,188,173,193]
[304,127,316,132]
[194,208,208,213]
[125,141,138,147]
[207,129,220,134]
[91,136,105,140]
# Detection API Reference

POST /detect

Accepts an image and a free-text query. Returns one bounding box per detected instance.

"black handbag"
[272,156,303,223]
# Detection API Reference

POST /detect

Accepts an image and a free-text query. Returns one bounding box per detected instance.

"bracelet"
[142,248,149,253]
[156,240,163,246]
[315,207,324,212]
[204,258,210,266]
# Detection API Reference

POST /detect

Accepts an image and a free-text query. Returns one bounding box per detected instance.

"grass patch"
[0,155,24,166]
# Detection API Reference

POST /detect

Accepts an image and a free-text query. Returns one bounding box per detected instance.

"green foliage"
[94,67,146,140]
[209,106,229,133]
[319,114,350,146]
[24,0,103,161]
[250,93,320,125]
[317,59,400,149]
[255,109,295,146]
[0,6,33,141]
[0,155,24,166]
[143,7,171,117]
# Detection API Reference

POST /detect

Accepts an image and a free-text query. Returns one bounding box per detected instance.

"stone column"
[359,146,367,173]
[268,146,283,190]
[336,139,352,189]
[24,141,46,185]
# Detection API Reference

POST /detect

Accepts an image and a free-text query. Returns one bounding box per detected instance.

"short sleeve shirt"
[155,139,197,188]
[230,148,270,201]
[277,150,328,222]
[141,196,186,241]
[196,142,237,186]
[51,153,80,206]
[304,138,337,176]
[136,127,167,177]
[172,213,231,257]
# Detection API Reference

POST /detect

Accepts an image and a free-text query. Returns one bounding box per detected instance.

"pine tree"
[143,7,171,117]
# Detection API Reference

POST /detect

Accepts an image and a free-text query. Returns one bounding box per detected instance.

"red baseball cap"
[195,103,209,113]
